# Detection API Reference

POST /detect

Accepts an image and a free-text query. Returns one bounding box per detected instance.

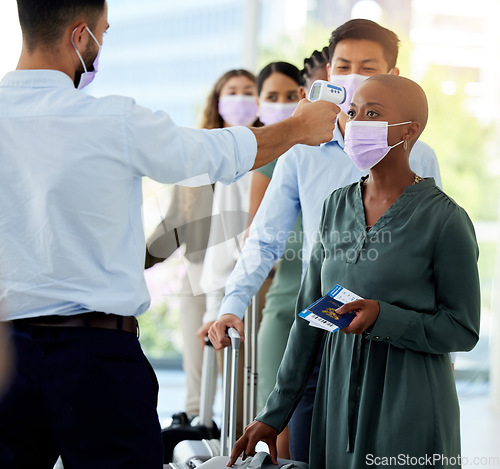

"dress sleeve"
[255,160,276,179]
[367,206,480,354]
[255,211,326,432]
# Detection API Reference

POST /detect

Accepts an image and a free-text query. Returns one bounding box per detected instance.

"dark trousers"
[288,340,323,463]
[0,323,163,469]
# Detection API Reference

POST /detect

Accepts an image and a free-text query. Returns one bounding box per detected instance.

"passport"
[298,284,361,333]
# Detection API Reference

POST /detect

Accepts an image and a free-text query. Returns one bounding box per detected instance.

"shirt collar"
[319,115,344,149]
[332,117,345,148]
[0,69,75,89]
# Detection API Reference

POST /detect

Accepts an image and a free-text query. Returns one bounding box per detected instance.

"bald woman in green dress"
[229,75,480,468]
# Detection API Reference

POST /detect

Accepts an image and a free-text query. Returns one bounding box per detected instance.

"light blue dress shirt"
[219,123,442,319]
[0,70,257,320]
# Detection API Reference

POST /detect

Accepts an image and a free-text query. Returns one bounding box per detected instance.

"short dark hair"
[300,46,330,86]
[17,0,105,51]
[328,19,400,71]
[256,62,301,95]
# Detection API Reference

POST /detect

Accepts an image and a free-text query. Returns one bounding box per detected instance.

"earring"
[403,140,408,151]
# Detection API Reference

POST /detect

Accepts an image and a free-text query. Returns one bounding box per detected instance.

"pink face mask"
[218,95,258,126]
[329,74,368,114]
[71,26,102,90]
[258,102,297,125]
[344,120,412,171]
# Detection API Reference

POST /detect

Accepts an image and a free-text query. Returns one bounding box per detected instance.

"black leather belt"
[13,312,138,335]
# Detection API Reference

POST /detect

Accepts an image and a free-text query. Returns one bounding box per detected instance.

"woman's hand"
[228,420,279,466]
[196,321,214,349]
[336,299,380,335]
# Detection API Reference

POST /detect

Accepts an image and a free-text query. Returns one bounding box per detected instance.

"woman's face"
[218,75,258,128]
[220,76,257,98]
[348,79,407,146]
[259,72,301,103]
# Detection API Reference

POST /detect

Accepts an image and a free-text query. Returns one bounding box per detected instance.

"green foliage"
[138,299,182,359]
[257,20,332,71]
[258,20,498,222]
[419,65,498,221]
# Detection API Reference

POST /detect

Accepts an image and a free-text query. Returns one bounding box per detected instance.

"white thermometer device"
[308,80,346,105]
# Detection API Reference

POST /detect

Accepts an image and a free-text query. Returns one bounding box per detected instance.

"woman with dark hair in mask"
[247,61,305,459]
[199,64,304,443]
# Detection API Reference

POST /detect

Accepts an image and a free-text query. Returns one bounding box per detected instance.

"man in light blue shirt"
[0,1,339,467]
[208,19,442,462]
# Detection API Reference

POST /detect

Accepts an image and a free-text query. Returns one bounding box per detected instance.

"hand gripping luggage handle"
[221,327,241,457]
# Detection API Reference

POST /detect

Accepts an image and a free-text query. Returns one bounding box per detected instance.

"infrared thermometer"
[308,80,346,106]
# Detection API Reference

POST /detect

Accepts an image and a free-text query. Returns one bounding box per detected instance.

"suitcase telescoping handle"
[220,327,241,457]
[198,336,217,428]
[243,295,259,429]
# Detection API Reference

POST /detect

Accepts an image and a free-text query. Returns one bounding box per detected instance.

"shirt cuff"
[218,294,249,321]
[364,300,411,344]
[225,126,257,182]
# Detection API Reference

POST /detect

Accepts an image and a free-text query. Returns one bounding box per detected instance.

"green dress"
[257,178,480,468]
[255,160,303,412]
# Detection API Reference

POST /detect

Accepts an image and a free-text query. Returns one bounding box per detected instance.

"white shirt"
[0,70,257,320]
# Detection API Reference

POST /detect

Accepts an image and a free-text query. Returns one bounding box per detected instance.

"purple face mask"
[218,95,258,126]
[258,102,297,126]
[344,120,412,171]
[329,74,368,114]
[71,26,102,90]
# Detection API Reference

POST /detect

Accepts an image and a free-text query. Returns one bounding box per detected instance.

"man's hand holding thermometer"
[282,80,345,145]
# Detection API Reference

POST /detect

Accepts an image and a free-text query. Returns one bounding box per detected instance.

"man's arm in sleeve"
[123,98,338,185]
[208,153,302,349]
[249,99,339,170]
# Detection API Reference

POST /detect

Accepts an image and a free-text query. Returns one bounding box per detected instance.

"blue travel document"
[298,284,361,333]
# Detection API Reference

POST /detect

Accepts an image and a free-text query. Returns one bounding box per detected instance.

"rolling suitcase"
[162,337,220,463]
[171,295,309,468]
[170,327,241,464]
[170,452,308,468]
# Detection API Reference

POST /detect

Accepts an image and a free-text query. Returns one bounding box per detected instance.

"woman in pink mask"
[203,69,260,129]
[196,70,261,414]
[147,69,260,425]
[248,62,305,459]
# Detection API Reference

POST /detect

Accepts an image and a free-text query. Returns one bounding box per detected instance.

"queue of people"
[0,1,480,468]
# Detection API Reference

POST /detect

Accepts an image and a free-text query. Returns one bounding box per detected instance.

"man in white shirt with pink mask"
[209,18,442,462]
